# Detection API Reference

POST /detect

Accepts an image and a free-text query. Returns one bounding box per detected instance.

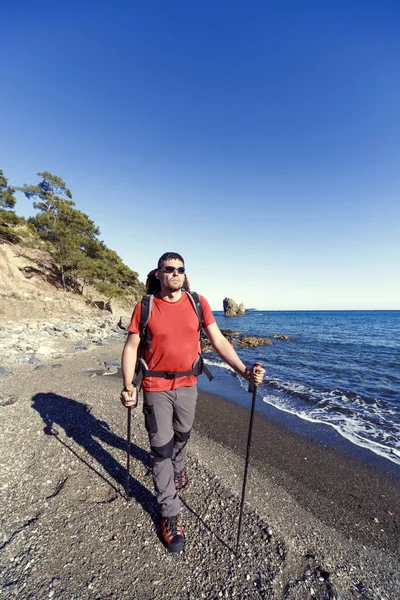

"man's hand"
[252,363,265,385]
[244,363,265,386]
[120,384,138,408]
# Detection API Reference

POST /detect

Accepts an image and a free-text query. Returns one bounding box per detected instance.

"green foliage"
[0,210,37,244]
[18,171,73,214]
[0,170,17,210]
[19,171,144,298]
[0,209,26,226]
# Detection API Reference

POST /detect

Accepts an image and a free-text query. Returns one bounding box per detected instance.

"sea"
[199,310,400,468]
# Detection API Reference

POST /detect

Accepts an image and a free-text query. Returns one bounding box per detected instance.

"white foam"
[261,394,400,466]
[208,362,400,467]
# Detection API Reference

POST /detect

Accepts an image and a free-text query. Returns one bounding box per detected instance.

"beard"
[166,277,183,292]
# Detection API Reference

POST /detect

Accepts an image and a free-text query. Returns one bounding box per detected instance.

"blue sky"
[1,1,399,310]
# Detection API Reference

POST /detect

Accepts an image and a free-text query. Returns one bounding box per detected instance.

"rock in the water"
[223,298,246,317]
[239,336,272,347]
[220,329,240,344]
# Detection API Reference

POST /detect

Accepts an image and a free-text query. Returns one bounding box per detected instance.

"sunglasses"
[161,266,185,274]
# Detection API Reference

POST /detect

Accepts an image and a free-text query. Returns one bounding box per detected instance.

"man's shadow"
[32,393,158,522]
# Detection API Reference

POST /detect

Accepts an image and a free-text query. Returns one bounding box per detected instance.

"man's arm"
[204,322,265,384]
[120,332,141,406]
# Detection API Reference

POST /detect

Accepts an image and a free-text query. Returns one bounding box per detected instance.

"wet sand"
[194,389,400,556]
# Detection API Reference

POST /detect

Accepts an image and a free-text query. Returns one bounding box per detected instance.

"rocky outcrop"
[0,315,127,372]
[201,329,272,351]
[0,243,137,322]
[239,336,273,347]
[223,298,245,317]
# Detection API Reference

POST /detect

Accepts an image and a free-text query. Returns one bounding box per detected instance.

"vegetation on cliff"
[0,169,145,300]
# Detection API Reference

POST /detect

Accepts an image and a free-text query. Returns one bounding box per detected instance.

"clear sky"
[1,1,399,310]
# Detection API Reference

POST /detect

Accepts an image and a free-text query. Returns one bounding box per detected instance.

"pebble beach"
[1,317,400,599]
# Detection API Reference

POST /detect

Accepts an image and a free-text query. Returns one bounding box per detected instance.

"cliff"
[0,242,138,323]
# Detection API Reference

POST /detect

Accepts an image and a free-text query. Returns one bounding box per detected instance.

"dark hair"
[157,252,185,270]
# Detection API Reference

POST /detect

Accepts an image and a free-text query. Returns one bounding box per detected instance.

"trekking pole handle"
[248,362,263,393]
[122,385,139,408]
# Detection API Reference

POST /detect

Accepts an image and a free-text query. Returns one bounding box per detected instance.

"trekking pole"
[236,362,262,555]
[126,406,132,501]
[125,387,139,501]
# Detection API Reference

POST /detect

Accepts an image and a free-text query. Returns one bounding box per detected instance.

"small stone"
[75,340,91,350]
[0,365,13,378]
[0,395,17,407]
[103,367,118,375]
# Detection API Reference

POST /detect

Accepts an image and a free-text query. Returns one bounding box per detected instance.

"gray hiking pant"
[143,385,197,517]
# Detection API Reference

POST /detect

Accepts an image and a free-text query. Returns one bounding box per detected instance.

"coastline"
[1,342,399,598]
[194,388,400,555]
[198,369,400,479]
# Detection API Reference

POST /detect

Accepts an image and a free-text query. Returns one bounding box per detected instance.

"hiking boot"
[161,515,184,553]
[174,469,188,490]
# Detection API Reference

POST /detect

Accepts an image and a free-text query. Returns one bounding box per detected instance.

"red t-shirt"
[128,292,215,391]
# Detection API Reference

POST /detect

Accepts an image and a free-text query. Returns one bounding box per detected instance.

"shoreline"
[194,388,400,556]
[1,342,400,598]
[198,369,400,480]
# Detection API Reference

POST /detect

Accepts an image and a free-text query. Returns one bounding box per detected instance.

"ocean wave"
[261,393,400,466]
[203,357,235,372]
[224,366,400,466]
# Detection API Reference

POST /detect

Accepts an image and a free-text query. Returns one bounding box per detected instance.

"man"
[121,252,265,553]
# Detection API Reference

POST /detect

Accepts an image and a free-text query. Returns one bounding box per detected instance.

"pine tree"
[19,172,99,289]
[0,169,17,210]
[18,171,144,297]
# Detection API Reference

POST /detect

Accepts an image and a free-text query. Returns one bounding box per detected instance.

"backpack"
[132,269,213,389]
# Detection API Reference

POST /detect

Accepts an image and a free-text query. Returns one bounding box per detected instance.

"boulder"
[223,298,246,317]
[239,336,273,347]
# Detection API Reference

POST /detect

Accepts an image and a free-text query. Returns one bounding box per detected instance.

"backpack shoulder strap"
[139,294,154,338]
[185,291,203,330]
[133,290,214,386]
